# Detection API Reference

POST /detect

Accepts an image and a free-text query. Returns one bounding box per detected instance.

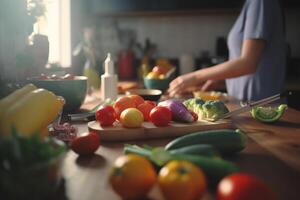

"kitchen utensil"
[217,92,289,120]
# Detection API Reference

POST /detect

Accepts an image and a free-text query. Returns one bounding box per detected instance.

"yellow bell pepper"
[0,88,65,137]
[0,84,37,119]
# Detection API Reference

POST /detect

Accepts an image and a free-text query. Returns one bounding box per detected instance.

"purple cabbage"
[158,99,194,123]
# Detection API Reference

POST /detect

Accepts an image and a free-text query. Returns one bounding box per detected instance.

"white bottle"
[101,53,118,101]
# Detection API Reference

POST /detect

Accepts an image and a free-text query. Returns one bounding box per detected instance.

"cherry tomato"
[137,101,156,121]
[113,96,136,119]
[189,110,198,121]
[158,160,207,200]
[217,173,275,200]
[149,106,172,126]
[96,105,117,126]
[70,131,100,155]
[109,154,157,199]
[128,94,145,107]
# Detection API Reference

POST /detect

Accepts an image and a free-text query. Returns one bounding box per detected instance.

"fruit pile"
[95,95,199,128]
[146,65,173,79]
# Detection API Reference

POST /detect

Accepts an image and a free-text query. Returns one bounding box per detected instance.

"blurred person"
[168,0,286,101]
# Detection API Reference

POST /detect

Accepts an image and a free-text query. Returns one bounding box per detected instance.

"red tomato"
[149,106,172,126]
[137,102,156,121]
[189,110,198,122]
[145,100,156,107]
[128,94,145,107]
[152,66,168,75]
[70,132,100,155]
[114,96,136,119]
[217,173,275,200]
[96,105,117,126]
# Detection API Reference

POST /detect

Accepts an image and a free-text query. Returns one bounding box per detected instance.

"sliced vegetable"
[165,129,247,155]
[250,104,287,123]
[158,99,194,123]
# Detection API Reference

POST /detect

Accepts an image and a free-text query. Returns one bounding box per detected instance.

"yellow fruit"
[146,71,160,79]
[159,74,166,79]
[0,88,65,137]
[120,108,144,128]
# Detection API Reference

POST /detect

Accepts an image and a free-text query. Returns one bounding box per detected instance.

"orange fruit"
[120,108,144,128]
[109,154,157,200]
[137,102,156,121]
[113,96,136,119]
[128,94,145,107]
[158,160,207,200]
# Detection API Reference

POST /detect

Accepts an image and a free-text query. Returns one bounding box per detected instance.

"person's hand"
[168,72,200,97]
[200,80,220,91]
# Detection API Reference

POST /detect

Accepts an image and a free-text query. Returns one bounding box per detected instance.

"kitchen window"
[33,0,71,67]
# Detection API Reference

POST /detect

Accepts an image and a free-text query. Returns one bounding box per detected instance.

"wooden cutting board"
[88,119,233,142]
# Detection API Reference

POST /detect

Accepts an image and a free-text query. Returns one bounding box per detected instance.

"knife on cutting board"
[216,91,290,120]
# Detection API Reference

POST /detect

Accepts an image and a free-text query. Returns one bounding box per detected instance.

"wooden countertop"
[56,98,300,200]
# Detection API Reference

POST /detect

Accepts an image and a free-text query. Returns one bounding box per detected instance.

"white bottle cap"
[104,53,114,75]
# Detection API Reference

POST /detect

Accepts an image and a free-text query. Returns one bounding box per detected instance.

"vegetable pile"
[108,128,275,200]
[96,95,231,129]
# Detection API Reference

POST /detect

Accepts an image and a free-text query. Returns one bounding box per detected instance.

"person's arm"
[168,39,266,96]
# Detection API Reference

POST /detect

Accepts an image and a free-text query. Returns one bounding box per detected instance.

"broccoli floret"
[183,98,205,110]
[183,98,229,121]
[201,100,229,121]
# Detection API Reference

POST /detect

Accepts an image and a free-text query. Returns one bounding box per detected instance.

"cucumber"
[124,145,239,183]
[168,144,220,158]
[165,129,247,154]
[167,152,240,182]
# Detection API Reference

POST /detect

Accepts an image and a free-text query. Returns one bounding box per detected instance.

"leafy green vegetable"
[0,128,66,171]
[184,98,229,121]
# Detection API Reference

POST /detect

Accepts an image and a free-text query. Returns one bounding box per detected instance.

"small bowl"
[143,77,172,92]
[27,76,87,112]
[125,89,162,101]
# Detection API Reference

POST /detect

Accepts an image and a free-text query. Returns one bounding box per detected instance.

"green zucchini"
[124,145,239,183]
[165,129,247,154]
[168,144,220,158]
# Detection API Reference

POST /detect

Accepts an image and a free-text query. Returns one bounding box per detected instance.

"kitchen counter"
[56,97,300,200]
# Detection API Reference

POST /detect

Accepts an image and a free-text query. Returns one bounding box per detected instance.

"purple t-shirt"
[226,0,286,101]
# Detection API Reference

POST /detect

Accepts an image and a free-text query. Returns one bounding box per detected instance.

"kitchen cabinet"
[88,0,300,16]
